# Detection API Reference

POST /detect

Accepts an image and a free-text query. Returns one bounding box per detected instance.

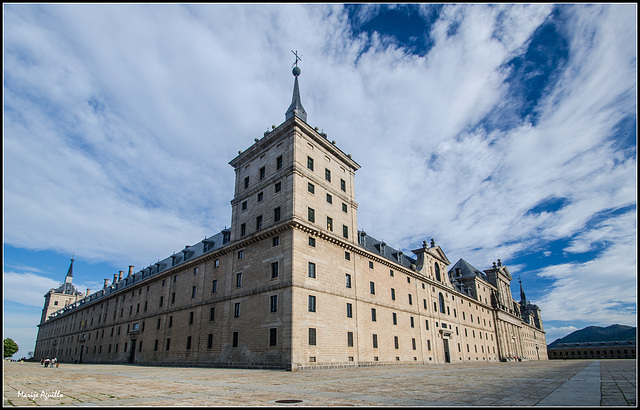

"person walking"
[44,358,50,368]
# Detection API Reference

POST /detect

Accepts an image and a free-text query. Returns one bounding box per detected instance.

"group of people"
[40,357,58,368]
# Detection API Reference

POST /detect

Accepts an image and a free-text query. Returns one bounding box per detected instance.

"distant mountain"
[548,324,636,348]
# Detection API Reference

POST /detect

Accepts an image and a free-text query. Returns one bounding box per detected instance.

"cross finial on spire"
[291,50,302,68]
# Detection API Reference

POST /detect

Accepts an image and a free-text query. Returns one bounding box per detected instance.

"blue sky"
[3,4,636,360]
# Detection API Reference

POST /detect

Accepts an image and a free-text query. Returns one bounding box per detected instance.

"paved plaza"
[3,359,636,407]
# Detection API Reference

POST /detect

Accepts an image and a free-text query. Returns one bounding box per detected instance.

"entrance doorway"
[129,339,137,363]
[443,338,451,363]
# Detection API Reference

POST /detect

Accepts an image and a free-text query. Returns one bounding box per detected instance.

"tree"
[4,338,19,359]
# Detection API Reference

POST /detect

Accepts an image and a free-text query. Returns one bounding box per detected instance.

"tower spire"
[285,50,307,122]
[519,277,527,305]
[65,257,74,283]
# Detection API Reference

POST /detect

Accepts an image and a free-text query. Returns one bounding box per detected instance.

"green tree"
[4,338,19,359]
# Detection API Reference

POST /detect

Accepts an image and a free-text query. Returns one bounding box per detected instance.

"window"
[274,207,281,222]
[326,217,333,231]
[269,328,277,346]
[369,261,374,269]
[236,273,242,287]
[157,318,161,329]
[274,181,282,193]
[208,334,213,349]
[325,168,331,182]
[427,340,432,351]
[412,338,417,350]
[193,267,198,275]
[410,316,415,328]
[343,225,349,239]
[308,328,316,345]
[271,262,279,279]
[238,250,244,259]
[240,223,246,236]
[256,215,262,230]
[209,307,215,321]
[370,281,375,294]
[373,334,378,348]
[244,176,249,189]
[259,166,265,180]
[168,316,173,328]
[154,340,159,351]
[214,259,220,268]
[347,331,354,347]
[371,308,377,321]
[192,286,197,299]
[308,295,316,312]
[394,336,399,349]
[171,292,175,304]
[241,201,247,210]
[186,336,192,350]
[276,156,283,170]
[340,179,346,191]
[308,207,315,222]
[435,263,441,281]
[439,293,445,313]
[308,182,315,194]
[234,303,240,318]
[308,262,316,278]
[232,332,239,347]
[391,288,396,300]
[342,203,348,213]
[308,237,316,247]
[212,280,217,293]
[424,299,427,310]
[347,303,353,318]
[257,192,263,202]
[307,156,314,171]
[392,312,397,325]
[270,295,278,312]
[166,338,170,351]
[345,273,352,288]
[426,320,429,330]
[326,193,332,204]
[408,294,413,305]
[272,236,280,246]
[345,251,350,260]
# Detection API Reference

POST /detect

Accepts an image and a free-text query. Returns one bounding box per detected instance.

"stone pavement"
[3,359,636,407]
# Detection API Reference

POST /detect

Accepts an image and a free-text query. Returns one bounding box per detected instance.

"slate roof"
[548,341,636,349]
[357,230,416,270]
[448,258,488,281]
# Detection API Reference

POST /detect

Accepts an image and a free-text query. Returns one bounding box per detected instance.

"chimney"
[85,289,90,297]
[104,279,109,288]
[128,265,134,276]
[118,271,123,281]
[113,273,118,283]
[497,259,502,267]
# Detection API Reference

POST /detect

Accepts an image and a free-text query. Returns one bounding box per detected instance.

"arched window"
[439,292,445,313]
[435,263,441,281]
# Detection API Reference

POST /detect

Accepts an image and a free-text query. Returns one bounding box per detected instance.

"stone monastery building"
[34,64,547,370]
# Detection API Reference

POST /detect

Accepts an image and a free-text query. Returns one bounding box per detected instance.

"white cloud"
[3,272,60,308]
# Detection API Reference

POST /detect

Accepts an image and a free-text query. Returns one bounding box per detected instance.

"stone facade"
[33,69,547,370]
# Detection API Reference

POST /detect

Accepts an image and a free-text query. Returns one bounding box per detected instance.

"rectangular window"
[342,203,348,213]
[232,332,239,347]
[259,166,265,180]
[369,261,374,269]
[428,340,432,351]
[234,303,240,318]
[308,207,315,222]
[308,328,316,345]
[343,225,349,239]
[346,303,353,318]
[307,156,314,171]
[168,316,173,328]
[426,320,429,330]
[256,215,262,230]
[340,179,346,192]
[207,334,213,349]
[371,308,377,322]
[392,312,397,325]
[171,292,175,304]
[242,200,248,210]
[210,307,215,321]
[154,339,158,351]
[214,259,220,268]
[370,281,375,294]
[408,294,413,305]
[186,336,192,350]
[274,181,281,192]
[308,182,315,194]
[391,288,396,300]
[325,168,331,182]
[269,328,277,346]
[412,338,417,350]
[308,236,316,247]
[236,273,242,287]
[276,155,283,170]
[347,331,354,347]
[244,176,249,189]
[345,273,352,288]
[270,295,278,312]
[257,191,263,202]
[159,296,163,307]
[166,338,170,351]
[157,318,161,329]
[326,193,332,204]
[192,286,197,299]
[193,267,198,275]
[271,262,279,279]
[345,251,350,260]
[189,311,194,324]
[308,262,316,278]
[394,336,399,349]
[308,295,316,312]
[326,217,333,231]
[272,236,280,246]
[241,223,246,236]
[212,280,217,293]
[410,316,415,328]
[274,207,281,222]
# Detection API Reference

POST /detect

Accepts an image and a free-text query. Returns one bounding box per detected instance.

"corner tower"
[40,258,84,324]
